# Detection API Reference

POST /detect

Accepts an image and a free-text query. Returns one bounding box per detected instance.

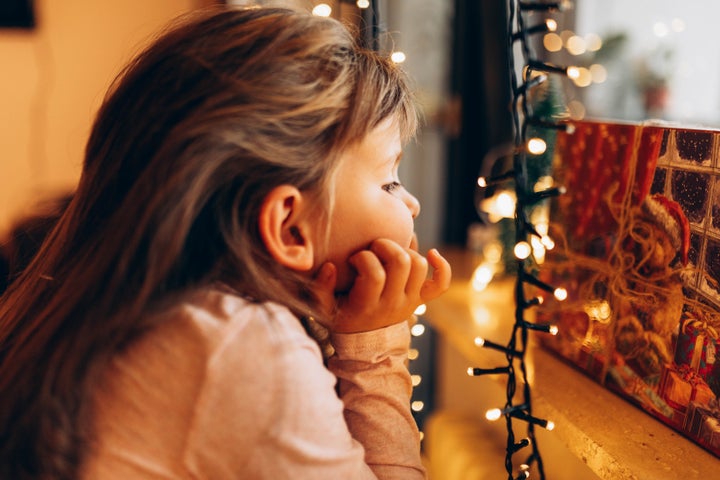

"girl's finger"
[420,248,452,301]
[405,249,429,297]
[347,249,385,305]
[369,239,412,299]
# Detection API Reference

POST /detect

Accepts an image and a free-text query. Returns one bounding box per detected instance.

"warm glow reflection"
[411,374,422,386]
[567,99,586,120]
[471,264,494,291]
[470,305,492,328]
[484,241,503,263]
[584,299,612,322]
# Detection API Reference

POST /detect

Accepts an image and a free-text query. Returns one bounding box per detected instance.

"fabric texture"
[81,288,425,479]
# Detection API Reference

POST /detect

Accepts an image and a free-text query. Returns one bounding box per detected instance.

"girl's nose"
[404,189,421,219]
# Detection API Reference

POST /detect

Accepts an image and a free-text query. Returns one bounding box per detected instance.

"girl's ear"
[259,185,315,271]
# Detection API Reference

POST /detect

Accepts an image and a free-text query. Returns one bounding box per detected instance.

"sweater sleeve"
[185,301,420,479]
[328,321,426,480]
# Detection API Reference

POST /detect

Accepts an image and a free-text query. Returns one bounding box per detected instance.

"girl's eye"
[382,181,402,193]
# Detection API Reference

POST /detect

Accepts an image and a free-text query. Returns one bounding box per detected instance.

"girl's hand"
[313,239,451,334]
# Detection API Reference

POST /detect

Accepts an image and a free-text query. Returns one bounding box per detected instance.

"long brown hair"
[0,6,417,479]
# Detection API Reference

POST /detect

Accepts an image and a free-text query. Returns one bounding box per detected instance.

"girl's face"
[322,118,420,292]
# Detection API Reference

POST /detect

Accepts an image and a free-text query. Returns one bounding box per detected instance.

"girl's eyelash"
[382,181,402,193]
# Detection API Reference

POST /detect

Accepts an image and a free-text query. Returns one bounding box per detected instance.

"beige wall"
[0,0,216,230]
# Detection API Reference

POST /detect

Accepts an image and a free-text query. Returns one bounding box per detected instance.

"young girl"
[0,5,451,480]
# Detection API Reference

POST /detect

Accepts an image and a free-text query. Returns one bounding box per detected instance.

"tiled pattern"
[652,129,720,305]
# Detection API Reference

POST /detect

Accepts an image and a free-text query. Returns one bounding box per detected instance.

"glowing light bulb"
[410,323,425,337]
[411,401,425,412]
[495,192,516,217]
[541,235,555,250]
[565,35,587,55]
[549,325,559,336]
[653,22,669,37]
[357,0,370,8]
[527,137,547,154]
[414,303,427,315]
[514,241,532,260]
[474,336,486,347]
[546,420,556,431]
[545,19,557,32]
[485,408,502,421]
[408,348,419,360]
[571,67,592,87]
[553,287,568,301]
[390,51,406,64]
[566,66,580,80]
[531,237,546,264]
[477,176,488,187]
[533,175,554,192]
[312,3,332,16]
[671,17,685,32]
[585,33,602,51]
[590,63,607,83]
[411,374,422,386]
[543,32,563,52]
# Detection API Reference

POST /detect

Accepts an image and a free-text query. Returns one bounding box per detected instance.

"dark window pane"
[671,170,708,224]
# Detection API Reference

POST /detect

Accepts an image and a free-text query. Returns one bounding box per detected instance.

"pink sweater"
[82,288,426,479]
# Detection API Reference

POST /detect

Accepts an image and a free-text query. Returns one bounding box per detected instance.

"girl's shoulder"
[166,287,314,354]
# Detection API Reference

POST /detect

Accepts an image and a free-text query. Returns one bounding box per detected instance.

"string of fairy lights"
[471,1,578,479]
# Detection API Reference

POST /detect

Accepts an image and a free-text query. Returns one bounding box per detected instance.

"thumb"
[420,248,452,302]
